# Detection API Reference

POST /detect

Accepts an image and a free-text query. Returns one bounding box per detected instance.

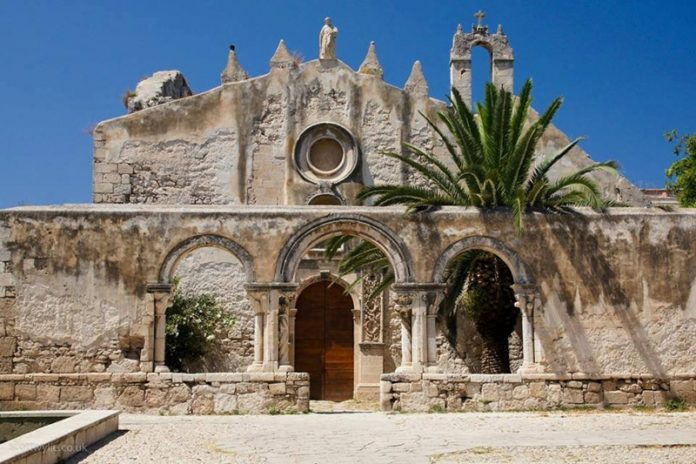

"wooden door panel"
[295,281,354,401]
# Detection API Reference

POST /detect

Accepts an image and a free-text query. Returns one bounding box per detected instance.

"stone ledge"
[0,371,310,415]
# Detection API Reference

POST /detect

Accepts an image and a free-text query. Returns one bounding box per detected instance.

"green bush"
[666,398,688,411]
[165,285,235,372]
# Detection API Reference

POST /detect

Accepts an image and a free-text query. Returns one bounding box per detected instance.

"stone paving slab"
[69,411,696,463]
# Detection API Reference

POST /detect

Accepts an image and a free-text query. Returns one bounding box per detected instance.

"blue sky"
[0,0,694,207]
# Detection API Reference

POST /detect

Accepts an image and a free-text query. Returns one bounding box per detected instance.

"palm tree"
[326,80,617,373]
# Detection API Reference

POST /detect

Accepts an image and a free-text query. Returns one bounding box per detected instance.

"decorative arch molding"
[274,214,414,284]
[158,234,255,283]
[432,235,534,285]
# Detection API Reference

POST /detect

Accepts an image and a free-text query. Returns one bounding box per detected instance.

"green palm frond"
[328,79,619,305]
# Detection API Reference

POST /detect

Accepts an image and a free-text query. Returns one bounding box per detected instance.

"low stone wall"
[0,372,309,415]
[380,373,696,412]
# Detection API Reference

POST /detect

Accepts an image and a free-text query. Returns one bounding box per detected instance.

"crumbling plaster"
[93,58,643,207]
[0,205,694,378]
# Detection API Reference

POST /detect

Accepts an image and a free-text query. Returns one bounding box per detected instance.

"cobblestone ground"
[69,409,696,464]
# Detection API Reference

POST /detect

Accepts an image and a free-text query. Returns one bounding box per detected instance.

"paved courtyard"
[69,407,696,463]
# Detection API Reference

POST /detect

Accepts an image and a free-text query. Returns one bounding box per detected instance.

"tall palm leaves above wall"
[326,80,618,373]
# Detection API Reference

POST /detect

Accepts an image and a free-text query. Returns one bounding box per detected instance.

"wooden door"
[295,281,354,401]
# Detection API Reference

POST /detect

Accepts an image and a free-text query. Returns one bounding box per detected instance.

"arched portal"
[275,214,414,285]
[295,279,355,401]
[432,236,540,373]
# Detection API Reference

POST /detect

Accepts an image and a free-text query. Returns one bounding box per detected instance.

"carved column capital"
[512,283,539,316]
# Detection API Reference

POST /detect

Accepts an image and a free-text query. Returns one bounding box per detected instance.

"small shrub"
[165,283,235,372]
[666,398,688,411]
[429,403,445,413]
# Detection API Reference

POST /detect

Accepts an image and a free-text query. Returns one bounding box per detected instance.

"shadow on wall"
[529,212,670,379]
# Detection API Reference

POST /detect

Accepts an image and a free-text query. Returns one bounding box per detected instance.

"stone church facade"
[0,16,694,414]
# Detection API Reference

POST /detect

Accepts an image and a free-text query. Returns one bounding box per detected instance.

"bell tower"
[450,11,514,108]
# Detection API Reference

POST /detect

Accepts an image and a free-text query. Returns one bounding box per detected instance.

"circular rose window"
[308,139,344,176]
[294,123,358,184]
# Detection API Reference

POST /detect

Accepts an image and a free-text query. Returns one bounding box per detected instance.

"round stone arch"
[274,214,414,285]
[431,235,533,285]
[158,234,255,284]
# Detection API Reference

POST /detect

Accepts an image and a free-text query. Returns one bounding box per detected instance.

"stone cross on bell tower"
[449,11,514,108]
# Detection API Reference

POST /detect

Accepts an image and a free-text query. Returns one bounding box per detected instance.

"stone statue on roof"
[319,17,338,60]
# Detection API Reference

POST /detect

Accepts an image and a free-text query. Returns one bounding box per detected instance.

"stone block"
[167,384,191,403]
[118,164,134,174]
[249,372,275,382]
[670,380,696,402]
[51,356,76,373]
[0,358,11,374]
[214,393,238,414]
[587,382,602,393]
[604,390,629,404]
[94,183,114,194]
[0,382,14,400]
[0,337,16,357]
[94,387,116,408]
[584,391,603,404]
[268,383,286,395]
[37,384,60,402]
[297,386,309,399]
[145,388,167,408]
[94,163,118,173]
[512,385,529,400]
[237,393,265,413]
[642,390,667,406]
[481,384,499,402]
[114,184,132,195]
[465,383,482,396]
[566,380,583,389]
[61,385,94,402]
[102,173,121,184]
[117,386,145,408]
[562,387,584,404]
[15,383,36,400]
[528,382,547,399]
[380,381,392,393]
[409,381,422,393]
[220,384,236,394]
[392,382,410,393]
[547,384,562,405]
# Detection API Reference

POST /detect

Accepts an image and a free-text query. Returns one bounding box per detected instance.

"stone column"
[288,308,298,368]
[144,284,172,373]
[246,283,298,373]
[245,287,268,372]
[278,291,295,372]
[426,291,444,372]
[393,284,445,373]
[393,293,413,372]
[139,293,156,372]
[411,297,427,371]
[513,283,543,373]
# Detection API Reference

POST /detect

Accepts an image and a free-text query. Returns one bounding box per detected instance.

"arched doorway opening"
[295,280,354,401]
[433,236,535,374]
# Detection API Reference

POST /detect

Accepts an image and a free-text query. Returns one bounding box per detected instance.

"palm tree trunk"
[478,328,511,374]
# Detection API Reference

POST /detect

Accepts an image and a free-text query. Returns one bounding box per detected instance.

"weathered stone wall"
[94,59,645,207]
[380,373,695,412]
[0,371,308,414]
[174,248,253,372]
[0,205,694,380]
